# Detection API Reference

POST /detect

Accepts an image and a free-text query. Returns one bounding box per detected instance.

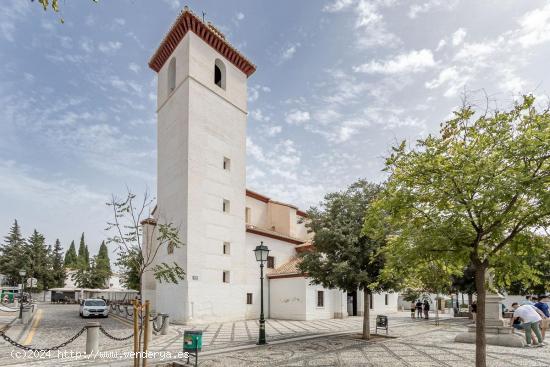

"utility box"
[183,330,202,352]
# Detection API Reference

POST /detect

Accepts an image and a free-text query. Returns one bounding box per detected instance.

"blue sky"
[1,0,550,256]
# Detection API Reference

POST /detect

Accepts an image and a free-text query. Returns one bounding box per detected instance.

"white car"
[79,299,109,318]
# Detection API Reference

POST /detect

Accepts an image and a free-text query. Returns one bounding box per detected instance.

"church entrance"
[347,291,358,316]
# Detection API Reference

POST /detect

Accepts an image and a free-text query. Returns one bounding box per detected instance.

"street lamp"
[18,269,26,319]
[253,242,269,345]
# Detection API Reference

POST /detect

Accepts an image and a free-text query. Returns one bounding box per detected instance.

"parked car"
[79,299,109,318]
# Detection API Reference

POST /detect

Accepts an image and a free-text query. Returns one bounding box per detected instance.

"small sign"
[376,315,388,335]
[26,278,38,288]
[192,275,199,280]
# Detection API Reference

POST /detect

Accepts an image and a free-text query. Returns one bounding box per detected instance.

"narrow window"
[317,291,324,307]
[223,242,230,255]
[223,199,230,213]
[168,58,176,93]
[245,207,251,224]
[223,157,231,171]
[385,294,388,306]
[267,256,275,269]
[369,293,373,309]
[246,293,253,305]
[214,59,226,89]
[223,271,230,283]
[167,242,175,255]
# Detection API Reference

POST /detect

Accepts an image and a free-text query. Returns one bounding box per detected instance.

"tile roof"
[267,256,306,279]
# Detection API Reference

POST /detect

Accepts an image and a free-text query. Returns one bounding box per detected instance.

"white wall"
[270,277,306,320]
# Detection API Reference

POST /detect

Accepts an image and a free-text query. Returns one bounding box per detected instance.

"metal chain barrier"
[125,306,133,317]
[0,327,86,352]
[151,316,166,333]
[98,326,134,341]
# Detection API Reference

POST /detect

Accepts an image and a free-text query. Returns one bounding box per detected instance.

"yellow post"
[133,300,139,367]
[143,300,150,367]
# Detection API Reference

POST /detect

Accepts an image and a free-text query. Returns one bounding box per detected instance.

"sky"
[1,0,550,257]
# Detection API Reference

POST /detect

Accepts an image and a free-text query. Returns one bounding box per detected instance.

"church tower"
[147,8,256,323]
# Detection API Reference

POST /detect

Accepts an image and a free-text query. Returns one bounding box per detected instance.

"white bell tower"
[147,8,256,323]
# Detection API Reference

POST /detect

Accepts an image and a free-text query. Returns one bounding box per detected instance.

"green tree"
[115,247,141,291]
[106,188,185,295]
[370,95,550,366]
[63,240,78,268]
[94,241,112,288]
[77,233,89,270]
[297,180,396,340]
[26,229,50,291]
[0,220,29,285]
[51,239,66,288]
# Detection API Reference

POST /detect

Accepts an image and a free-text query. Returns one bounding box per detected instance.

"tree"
[106,188,185,295]
[32,0,99,23]
[0,220,29,285]
[64,240,78,268]
[26,229,50,291]
[372,95,550,366]
[115,247,141,290]
[94,241,112,288]
[297,180,396,340]
[77,233,89,270]
[51,239,66,288]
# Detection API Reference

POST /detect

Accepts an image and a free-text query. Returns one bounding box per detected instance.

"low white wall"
[269,277,306,320]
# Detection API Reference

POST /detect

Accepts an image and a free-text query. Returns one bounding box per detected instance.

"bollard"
[21,307,32,324]
[85,321,100,354]
[160,314,169,335]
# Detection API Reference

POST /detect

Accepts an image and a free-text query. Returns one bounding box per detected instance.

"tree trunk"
[474,263,487,367]
[468,293,473,319]
[362,290,370,340]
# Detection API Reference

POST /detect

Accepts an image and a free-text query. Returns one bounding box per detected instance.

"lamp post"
[253,242,269,345]
[18,269,26,319]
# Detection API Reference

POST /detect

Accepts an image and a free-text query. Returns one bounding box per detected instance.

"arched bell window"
[168,57,176,93]
[214,59,226,90]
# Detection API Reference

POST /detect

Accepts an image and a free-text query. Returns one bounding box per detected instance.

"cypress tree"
[27,229,49,291]
[0,220,28,285]
[77,233,89,270]
[95,241,112,288]
[52,239,66,287]
[64,241,78,268]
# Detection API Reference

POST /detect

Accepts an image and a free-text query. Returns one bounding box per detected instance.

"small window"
[267,256,275,269]
[223,199,230,213]
[167,242,175,255]
[214,59,226,89]
[245,207,251,224]
[246,293,253,305]
[223,271,230,283]
[385,294,388,306]
[223,157,231,171]
[369,293,373,309]
[317,291,324,307]
[223,242,230,255]
[168,58,176,93]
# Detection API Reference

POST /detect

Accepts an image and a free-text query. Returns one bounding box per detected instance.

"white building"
[142,8,397,324]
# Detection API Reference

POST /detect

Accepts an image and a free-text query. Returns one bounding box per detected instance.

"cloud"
[452,28,466,46]
[515,3,550,48]
[353,0,400,48]
[162,0,181,10]
[248,84,271,103]
[323,0,354,12]
[408,0,459,19]
[266,126,282,136]
[129,62,141,74]
[0,0,29,42]
[114,18,126,26]
[285,110,311,124]
[354,49,436,74]
[279,43,301,63]
[98,41,122,54]
[250,109,271,122]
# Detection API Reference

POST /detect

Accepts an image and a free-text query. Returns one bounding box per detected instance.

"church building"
[142,8,397,324]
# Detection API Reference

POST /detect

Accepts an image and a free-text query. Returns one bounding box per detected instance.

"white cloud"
[515,3,550,48]
[408,0,459,19]
[354,49,436,74]
[80,38,94,53]
[452,28,467,46]
[436,39,446,50]
[162,0,181,10]
[98,41,122,54]
[266,126,282,136]
[323,0,354,12]
[0,0,29,42]
[250,109,271,122]
[285,110,311,124]
[114,18,126,26]
[129,62,141,74]
[236,12,245,21]
[248,84,271,103]
[280,43,301,63]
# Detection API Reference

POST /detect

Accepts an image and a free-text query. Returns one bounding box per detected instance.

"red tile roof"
[149,7,256,77]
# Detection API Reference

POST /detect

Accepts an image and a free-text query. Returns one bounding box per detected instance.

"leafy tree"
[106,188,185,295]
[77,233,89,270]
[0,220,29,285]
[94,241,112,288]
[297,180,396,340]
[115,247,141,290]
[51,239,66,287]
[371,95,550,367]
[26,229,50,291]
[64,240,78,268]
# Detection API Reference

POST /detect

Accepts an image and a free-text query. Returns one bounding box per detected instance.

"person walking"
[416,300,423,319]
[410,301,416,319]
[423,299,430,319]
[534,296,549,339]
[511,303,546,347]
[471,301,477,324]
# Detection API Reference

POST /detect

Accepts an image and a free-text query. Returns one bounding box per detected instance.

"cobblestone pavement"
[198,319,550,367]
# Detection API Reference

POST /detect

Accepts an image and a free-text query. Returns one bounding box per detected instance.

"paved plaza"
[0,305,549,366]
